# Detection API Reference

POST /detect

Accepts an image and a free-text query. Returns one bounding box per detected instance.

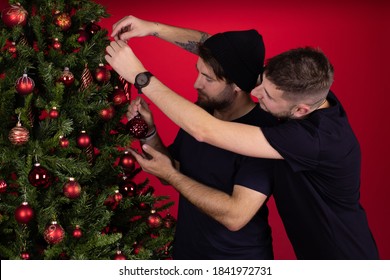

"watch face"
[136,73,149,86]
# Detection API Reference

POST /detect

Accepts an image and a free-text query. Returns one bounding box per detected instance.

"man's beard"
[195,86,235,113]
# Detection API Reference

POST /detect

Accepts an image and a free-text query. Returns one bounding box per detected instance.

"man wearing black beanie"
[109,16,278,259]
[107,16,379,260]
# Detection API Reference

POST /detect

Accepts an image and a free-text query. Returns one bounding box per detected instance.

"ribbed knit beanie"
[203,29,265,92]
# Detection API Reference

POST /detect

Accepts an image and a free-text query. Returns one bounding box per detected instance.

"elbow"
[190,124,210,143]
[224,218,248,232]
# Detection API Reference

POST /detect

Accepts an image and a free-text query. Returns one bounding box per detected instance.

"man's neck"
[213,96,256,121]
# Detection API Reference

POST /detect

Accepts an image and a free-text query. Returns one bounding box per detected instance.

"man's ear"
[291,104,311,118]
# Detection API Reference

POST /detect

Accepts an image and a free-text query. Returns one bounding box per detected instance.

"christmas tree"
[0,0,175,260]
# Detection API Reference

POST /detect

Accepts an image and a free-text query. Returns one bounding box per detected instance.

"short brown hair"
[264,47,334,102]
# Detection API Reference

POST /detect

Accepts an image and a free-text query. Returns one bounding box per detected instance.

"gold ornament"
[9,120,29,146]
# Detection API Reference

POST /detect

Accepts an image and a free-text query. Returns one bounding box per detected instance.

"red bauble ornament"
[15,73,35,95]
[99,105,115,121]
[114,250,126,260]
[20,251,30,260]
[147,210,162,228]
[54,12,71,31]
[1,4,28,28]
[7,41,17,57]
[163,213,176,229]
[28,163,51,188]
[77,131,91,148]
[52,38,61,50]
[95,64,111,83]
[126,114,149,139]
[120,151,136,172]
[86,21,101,36]
[0,179,7,193]
[132,242,143,255]
[59,136,69,148]
[112,87,128,106]
[49,107,59,119]
[114,190,123,202]
[138,202,151,211]
[59,67,74,87]
[119,177,137,197]
[72,225,83,239]
[9,121,29,145]
[15,202,34,224]
[63,177,81,199]
[77,28,89,44]
[44,221,65,245]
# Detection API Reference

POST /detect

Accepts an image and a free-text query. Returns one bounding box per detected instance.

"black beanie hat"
[203,29,265,93]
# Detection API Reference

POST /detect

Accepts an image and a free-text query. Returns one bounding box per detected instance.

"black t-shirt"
[262,91,379,259]
[169,104,278,259]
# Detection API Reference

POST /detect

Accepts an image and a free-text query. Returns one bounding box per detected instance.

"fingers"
[111,16,132,38]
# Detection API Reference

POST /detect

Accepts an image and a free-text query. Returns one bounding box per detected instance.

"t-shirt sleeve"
[234,156,275,196]
[168,128,185,161]
[261,120,320,172]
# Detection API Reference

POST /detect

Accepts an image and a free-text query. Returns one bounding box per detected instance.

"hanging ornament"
[119,178,137,197]
[77,28,89,44]
[15,73,35,96]
[49,107,59,119]
[52,38,61,50]
[112,87,128,106]
[99,105,115,121]
[119,151,136,172]
[8,120,29,146]
[59,67,74,87]
[113,250,126,260]
[163,213,176,229]
[147,210,162,229]
[1,3,28,28]
[113,190,123,202]
[14,202,34,224]
[118,75,131,100]
[54,12,71,31]
[132,242,143,255]
[63,177,81,199]
[86,21,101,36]
[20,251,30,260]
[7,41,17,57]
[44,221,65,245]
[72,225,83,239]
[80,64,93,92]
[28,163,52,188]
[76,131,91,148]
[85,143,95,165]
[0,179,7,193]
[126,114,149,139]
[95,63,111,83]
[137,201,151,211]
[59,136,69,148]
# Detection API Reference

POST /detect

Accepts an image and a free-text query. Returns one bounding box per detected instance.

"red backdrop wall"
[2,0,389,260]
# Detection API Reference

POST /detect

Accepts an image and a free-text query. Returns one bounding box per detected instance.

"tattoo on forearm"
[175,31,210,54]
[152,32,159,37]
[199,32,209,44]
[175,40,199,54]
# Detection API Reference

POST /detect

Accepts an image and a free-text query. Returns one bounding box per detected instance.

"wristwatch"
[134,71,154,94]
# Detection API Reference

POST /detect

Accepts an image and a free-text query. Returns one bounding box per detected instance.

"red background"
[2,0,389,259]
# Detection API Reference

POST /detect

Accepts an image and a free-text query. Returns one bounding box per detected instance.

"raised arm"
[105,41,282,159]
[111,15,210,54]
